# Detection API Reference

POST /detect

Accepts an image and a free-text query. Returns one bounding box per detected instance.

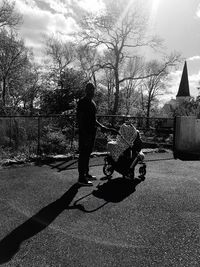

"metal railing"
[0,115,174,161]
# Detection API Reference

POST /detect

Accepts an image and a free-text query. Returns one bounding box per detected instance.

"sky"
[8,0,200,104]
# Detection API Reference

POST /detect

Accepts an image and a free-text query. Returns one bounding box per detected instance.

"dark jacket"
[77,96,97,135]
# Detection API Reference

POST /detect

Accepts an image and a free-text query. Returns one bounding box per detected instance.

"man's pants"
[78,133,96,177]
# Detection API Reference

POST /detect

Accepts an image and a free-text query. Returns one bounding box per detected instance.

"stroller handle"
[108,128,119,135]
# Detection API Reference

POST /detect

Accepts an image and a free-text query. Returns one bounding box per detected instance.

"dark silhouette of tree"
[0,29,30,108]
[174,97,200,118]
[0,0,22,29]
[40,69,87,114]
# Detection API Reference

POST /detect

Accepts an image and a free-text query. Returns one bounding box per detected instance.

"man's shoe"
[78,178,93,186]
[85,174,97,180]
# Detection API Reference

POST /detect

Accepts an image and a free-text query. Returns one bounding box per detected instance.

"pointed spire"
[176,61,190,97]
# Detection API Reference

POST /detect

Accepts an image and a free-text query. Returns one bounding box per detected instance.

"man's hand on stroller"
[96,120,118,135]
[101,126,118,135]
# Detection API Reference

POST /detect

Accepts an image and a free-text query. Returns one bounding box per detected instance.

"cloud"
[14,0,78,61]
[187,55,200,61]
[77,0,105,13]
[14,0,105,62]
[158,70,182,103]
[196,3,200,17]
[188,72,200,96]
[36,0,72,15]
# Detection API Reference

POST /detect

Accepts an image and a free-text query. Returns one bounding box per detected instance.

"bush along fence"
[0,115,174,163]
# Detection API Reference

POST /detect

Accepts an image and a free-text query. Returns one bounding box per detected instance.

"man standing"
[77,83,107,186]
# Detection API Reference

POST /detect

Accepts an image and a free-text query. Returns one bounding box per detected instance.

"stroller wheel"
[139,165,146,176]
[126,168,135,180]
[103,163,114,177]
[139,175,145,181]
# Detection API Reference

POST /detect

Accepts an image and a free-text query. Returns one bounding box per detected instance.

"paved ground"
[0,151,199,266]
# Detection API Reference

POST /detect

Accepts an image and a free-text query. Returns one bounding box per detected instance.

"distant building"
[162,61,191,116]
[176,61,191,104]
[162,98,177,116]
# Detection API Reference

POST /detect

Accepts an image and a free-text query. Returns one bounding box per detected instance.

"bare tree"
[44,36,76,87]
[16,64,42,114]
[0,0,22,29]
[99,68,115,114]
[120,57,143,115]
[140,56,181,126]
[120,79,140,115]
[76,44,99,87]
[77,0,164,114]
[143,60,167,118]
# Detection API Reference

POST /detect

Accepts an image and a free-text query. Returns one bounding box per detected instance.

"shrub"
[40,130,67,155]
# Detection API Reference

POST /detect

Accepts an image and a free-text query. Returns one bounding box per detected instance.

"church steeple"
[176,61,190,98]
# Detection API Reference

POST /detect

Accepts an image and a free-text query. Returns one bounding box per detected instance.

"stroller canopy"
[107,123,138,161]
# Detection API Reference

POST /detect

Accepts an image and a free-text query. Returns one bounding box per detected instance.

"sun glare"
[148,0,160,29]
[113,0,134,30]
[150,0,161,26]
[152,0,160,15]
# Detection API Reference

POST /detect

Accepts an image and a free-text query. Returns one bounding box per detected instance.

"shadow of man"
[0,183,80,264]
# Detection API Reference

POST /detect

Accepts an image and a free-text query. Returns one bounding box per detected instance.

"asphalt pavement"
[0,151,199,266]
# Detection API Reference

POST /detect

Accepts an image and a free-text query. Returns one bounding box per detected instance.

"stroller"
[103,123,146,180]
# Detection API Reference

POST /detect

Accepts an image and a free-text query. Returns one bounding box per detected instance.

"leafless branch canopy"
[0,0,22,29]
[45,36,75,76]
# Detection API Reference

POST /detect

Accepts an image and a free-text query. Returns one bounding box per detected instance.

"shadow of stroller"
[0,183,80,265]
[93,177,141,202]
[69,177,142,212]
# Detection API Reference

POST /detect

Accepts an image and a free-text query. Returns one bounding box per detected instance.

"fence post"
[173,116,177,159]
[9,116,12,147]
[70,117,74,149]
[37,116,41,156]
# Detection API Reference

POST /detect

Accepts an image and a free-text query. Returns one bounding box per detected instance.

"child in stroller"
[103,122,146,180]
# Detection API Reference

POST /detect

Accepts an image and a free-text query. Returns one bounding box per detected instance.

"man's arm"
[96,120,104,129]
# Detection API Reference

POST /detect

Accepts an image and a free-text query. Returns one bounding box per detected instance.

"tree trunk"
[92,72,97,88]
[146,98,151,129]
[112,70,119,115]
[30,99,34,115]
[2,77,6,107]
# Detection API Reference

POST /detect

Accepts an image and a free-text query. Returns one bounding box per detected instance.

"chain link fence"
[95,115,174,151]
[0,115,174,161]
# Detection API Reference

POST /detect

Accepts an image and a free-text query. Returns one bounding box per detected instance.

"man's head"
[85,83,95,99]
